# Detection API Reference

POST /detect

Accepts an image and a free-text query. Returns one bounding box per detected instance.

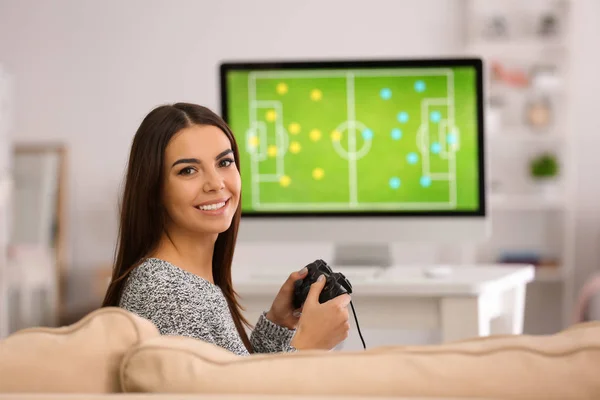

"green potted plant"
[529,152,560,197]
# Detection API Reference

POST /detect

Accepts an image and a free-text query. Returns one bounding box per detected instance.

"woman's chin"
[192,220,234,235]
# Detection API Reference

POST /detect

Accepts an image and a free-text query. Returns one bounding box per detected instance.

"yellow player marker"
[248,135,259,148]
[330,129,342,141]
[312,168,325,180]
[288,122,301,135]
[267,145,278,157]
[289,141,301,154]
[309,129,322,142]
[276,82,288,95]
[310,89,322,101]
[265,110,277,122]
[279,175,291,187]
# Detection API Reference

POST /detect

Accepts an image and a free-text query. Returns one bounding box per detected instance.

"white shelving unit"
[0,64,13,338]
[463,0,575,334]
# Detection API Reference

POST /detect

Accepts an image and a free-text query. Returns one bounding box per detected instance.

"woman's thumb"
[307,274,326,303]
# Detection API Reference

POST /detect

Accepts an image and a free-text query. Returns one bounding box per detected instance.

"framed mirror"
[10,143,67,328]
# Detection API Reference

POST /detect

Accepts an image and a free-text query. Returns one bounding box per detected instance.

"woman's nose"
[203,169,225,192]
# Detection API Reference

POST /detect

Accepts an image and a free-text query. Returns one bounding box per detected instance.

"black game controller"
[292,259,353,309]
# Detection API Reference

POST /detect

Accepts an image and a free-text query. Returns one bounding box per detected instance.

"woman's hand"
[290,274,351,350]
[265,267,309,330]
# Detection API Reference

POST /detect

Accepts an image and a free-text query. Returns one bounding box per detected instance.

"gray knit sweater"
[118,258,296,356]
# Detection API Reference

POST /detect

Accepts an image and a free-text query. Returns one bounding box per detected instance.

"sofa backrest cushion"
[120,322,600,399]
[0,307,159,393]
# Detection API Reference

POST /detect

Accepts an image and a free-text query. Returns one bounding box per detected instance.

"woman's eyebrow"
[171,149,232,168]
[172,158,200,168]
[216,149,233,159]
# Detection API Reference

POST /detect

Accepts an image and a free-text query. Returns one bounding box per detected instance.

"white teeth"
[198,201,226,211]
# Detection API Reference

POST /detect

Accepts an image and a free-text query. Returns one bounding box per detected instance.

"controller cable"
[350,300,366,349]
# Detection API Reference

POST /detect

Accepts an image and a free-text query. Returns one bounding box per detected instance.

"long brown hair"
[101,102,253,352]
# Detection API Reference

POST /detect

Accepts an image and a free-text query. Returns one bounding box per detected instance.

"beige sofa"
[1,307,600,399]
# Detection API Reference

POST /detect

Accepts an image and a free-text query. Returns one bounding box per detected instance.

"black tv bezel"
[219,57,486,218]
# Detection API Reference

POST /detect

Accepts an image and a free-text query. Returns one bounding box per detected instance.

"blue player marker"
[380,88,392,100]
[362,128,374,140]
[420,176,432,187]
[430,111,442,123]
[389,177,401,189]
[447,132,457,145]
[431,142,441,154]
[414,80,426,92]
[391,128,402,140]
[407,152,419,165]
[397,111,409,123]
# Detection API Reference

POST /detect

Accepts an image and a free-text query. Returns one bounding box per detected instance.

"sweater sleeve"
[250,312,298,353]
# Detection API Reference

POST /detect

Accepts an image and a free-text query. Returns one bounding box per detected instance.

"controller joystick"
[292,259,353,309]
[291,259,365,350]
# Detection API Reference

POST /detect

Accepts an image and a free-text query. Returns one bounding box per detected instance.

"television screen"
[220,59,484,216]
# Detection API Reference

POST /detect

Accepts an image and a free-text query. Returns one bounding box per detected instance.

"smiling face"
[162,124,241,236]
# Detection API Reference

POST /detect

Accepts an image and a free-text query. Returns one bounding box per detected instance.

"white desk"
[234,264,535,349]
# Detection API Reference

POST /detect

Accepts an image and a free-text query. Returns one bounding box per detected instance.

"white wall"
[2,0,599,301]
[0,0,467,270]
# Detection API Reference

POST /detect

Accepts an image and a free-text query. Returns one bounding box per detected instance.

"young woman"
[102,103,351,356]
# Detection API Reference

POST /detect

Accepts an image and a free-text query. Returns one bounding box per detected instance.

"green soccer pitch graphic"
[225,67,481,213]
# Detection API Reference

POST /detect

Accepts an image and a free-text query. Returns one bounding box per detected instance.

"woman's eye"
[219,158,234,168]
[179,167,195,176]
